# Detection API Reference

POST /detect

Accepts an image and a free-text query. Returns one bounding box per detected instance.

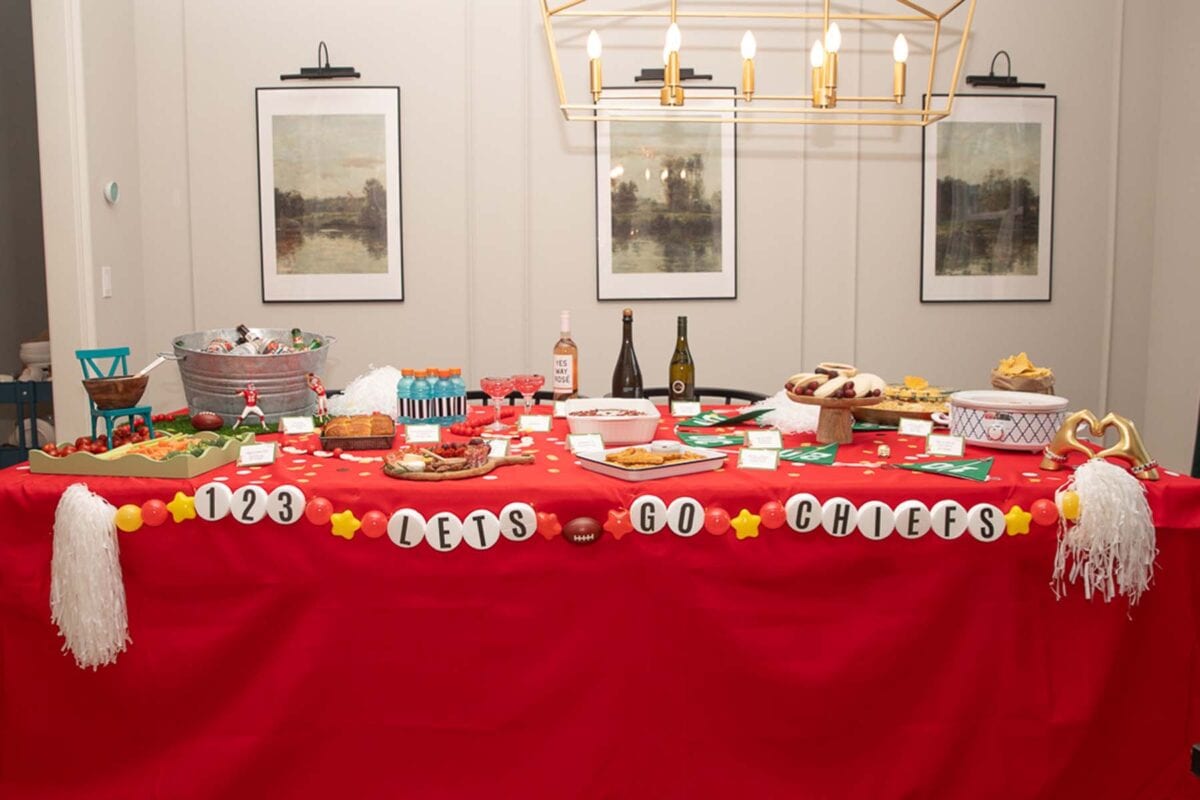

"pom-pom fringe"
[50,483,130,669]
[1052,459,1156,608]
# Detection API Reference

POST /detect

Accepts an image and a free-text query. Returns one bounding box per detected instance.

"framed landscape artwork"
[921,94,1056,302]
[594,87,736,300]
[256,87,404,302]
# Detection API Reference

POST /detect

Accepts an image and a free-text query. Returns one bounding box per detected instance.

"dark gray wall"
[0,0,49,376]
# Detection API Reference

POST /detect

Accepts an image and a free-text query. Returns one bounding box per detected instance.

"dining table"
[1,406,1198,799]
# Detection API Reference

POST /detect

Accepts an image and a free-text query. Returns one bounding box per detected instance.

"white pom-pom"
[327,364,404,417]
[50,484,130,669]
[747,390,819,435]
[1052,459,1156,607]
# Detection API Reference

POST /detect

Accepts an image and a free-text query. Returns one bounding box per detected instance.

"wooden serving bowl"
[83,375,149,410]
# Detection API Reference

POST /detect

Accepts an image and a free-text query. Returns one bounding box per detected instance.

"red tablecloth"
[2,411,1199,799]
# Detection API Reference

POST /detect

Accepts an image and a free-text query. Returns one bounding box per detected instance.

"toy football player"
[306,372,328,421]
[232,381,265,429]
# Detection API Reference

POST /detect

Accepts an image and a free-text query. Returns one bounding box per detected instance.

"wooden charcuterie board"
[383,454,533,481]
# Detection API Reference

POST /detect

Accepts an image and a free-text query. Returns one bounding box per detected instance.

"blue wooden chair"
[75,347,154,440]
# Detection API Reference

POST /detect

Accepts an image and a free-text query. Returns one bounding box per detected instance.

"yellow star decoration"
[731,508,761,540]
[166,491,196,524]
[1005,505,1033,536]
[330,510,361,540]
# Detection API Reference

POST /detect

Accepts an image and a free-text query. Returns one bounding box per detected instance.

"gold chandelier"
[539,0,978,126]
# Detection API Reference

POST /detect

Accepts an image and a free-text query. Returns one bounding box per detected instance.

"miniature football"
[562,516,602,545]
[190,411,224,431]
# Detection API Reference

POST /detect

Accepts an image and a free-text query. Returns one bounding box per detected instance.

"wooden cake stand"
[787,393,884,444]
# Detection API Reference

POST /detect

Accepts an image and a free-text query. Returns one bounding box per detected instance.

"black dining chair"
[641,386,767,405]
[1192,400,1199,479]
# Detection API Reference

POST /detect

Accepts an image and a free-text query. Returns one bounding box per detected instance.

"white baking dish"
[565,398,661,446]
[934,390,1069,452]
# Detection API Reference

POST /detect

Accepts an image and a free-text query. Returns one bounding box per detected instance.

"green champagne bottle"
[611,308,643,398]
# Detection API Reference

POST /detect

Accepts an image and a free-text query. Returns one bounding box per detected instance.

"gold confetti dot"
[547,468,560,474]
[907,444,918,449]
[304,472,317,477]
[546,454,559,462]
[358,471,372,477]
[863,470,875,475]
[524,449,539,455]
[296,478,309,484]
[788,472,801,478]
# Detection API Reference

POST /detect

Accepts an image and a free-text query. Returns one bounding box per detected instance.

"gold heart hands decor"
[1040,410,1159,481]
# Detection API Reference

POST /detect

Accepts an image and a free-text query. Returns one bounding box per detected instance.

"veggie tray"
[28,432,253,478]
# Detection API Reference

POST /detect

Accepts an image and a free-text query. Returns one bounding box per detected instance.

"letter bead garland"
[463,509,501,550]
[785,493,822,533]
[893,500,932,540]
[195,482,234,522]
[856,500,895,540]
[630,495,668,534]
[667,497,704,537]
[267,485,306,525]
[231,485,269,525]
[427,512,464,552]
[388,509,426,549]
[821,497,858,538]
[967,503,1005,543]
[930,500,968,540]
[108,482,1045,551]
[499,502,537,541]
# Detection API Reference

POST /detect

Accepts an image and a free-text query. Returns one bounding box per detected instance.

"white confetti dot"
[482,475,499,480]
[16,465,29,471]
[905,456,919,461]
[292,458,307,464]
[1021,472,1039,478]
[1166,470,1180,478]
[236,470,252,475]
[213,475,229,481]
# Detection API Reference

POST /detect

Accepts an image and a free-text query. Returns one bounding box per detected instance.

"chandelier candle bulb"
[587,30,602,102]
[893,34,908,103]
[810,41,826,108]
[823,22,841,105]
[661,23,684,107]
[740,31,756,99]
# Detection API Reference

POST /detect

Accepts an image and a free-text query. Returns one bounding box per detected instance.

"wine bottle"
[611,308,643,398]
[553,310,579,401]
[668,316,695,402]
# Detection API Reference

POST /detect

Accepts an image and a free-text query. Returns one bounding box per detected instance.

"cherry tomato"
[94,444,108,453]
[75,436,91,448]
[60,445,77,456]
[333,447,344,457]
[41,444,57,455]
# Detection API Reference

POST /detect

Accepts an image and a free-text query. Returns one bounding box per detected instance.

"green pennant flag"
[895,457,994,482]
[852,420,897,431]
[678,408,771,428]
[677,432,746,447]
[780,442,839,465]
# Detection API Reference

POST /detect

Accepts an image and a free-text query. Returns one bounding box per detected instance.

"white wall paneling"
[30,0,1198,469]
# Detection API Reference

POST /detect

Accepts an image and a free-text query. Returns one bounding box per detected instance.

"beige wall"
[33,0,1198,469]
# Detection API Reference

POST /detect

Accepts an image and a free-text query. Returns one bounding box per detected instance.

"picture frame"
[594,87,737,301]
[256,86,404,302]
[920,94,1056,303]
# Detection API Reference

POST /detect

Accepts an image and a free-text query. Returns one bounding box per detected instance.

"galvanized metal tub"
[172,328,335,423]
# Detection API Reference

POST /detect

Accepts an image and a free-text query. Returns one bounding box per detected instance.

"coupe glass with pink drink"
[512,374,546,416]
[479,376,516,432]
